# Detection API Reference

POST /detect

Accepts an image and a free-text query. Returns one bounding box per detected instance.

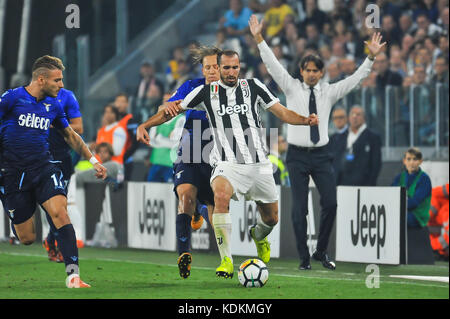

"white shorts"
[210,161,278,203]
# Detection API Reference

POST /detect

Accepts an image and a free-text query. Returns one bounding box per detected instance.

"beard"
[220,74,238,87]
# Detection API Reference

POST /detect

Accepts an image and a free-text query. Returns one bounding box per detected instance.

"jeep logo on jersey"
[18,113,51,130]
[217,103,250,116]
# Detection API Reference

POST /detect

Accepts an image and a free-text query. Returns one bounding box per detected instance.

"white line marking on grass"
[389,275,449,283]
[2,252,447,289]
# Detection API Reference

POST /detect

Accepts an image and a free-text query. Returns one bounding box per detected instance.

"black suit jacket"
[332,127,382,186]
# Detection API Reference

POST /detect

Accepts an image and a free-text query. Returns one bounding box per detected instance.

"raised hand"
[364,32,387,58]
[248,14,264,43]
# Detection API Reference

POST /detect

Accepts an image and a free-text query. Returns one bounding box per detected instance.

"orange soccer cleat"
[191,212,204,231]
[66,274,91,288]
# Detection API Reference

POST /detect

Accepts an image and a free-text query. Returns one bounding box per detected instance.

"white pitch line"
[1,252,448,289]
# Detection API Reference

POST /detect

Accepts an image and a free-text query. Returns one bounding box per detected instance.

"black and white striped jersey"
[180,78,280,165]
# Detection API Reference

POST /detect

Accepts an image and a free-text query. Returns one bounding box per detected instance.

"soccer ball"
[238,258,269,288]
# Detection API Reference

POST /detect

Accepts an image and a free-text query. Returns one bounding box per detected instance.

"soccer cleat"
[55,250,64,263]
[312,250,336,270]
[77,240,85,248]
[177,252,192,279]
[249,226,271,264]
[191,212,204,231]
[215,256,234,279]
[66,274,91,288]
[43,239,50,252]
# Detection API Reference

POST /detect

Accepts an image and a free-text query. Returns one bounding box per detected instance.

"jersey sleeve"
[168,80,191,102]
[52,102,70,129]
[251,78,280,110]
[0,90,14,119]
[180,85,206,110]
[64,91,82,119]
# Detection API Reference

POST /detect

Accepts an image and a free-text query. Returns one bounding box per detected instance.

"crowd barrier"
[0,183,436,264]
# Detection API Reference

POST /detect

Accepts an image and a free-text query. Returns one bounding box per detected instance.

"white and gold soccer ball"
[238,258,269,288]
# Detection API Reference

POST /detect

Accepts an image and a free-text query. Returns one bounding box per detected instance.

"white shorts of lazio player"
[210,161,278,203]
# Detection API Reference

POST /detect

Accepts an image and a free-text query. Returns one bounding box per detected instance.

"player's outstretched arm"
[269,103,319,126]
[61,126,107,179]
[136,100,183,145]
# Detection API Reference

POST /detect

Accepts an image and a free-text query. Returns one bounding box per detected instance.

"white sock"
[212,213,232,263]
[253,215,274,241]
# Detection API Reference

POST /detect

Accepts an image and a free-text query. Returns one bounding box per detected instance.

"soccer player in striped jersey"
[137,50,318,278]
[0,55,107,288]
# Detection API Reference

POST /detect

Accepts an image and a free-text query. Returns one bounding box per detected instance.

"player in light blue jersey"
[0,55,107,288]
[42,88,84,263]
[137,46,221,278]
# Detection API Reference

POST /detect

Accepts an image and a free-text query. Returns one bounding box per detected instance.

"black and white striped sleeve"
[180,84,206,111]
[251,78,280,110]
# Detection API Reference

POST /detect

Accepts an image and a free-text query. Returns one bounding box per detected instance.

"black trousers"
[286,144,337,262]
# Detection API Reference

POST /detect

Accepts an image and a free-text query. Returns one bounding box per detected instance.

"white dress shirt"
[257,40,374,147]
[347,123,367,150]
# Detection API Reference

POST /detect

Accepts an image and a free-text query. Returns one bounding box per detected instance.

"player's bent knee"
[19,234,36,245]
[264,214,279,226]
[214,191,231,211]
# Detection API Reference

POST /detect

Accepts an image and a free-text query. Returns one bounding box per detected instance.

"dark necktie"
[309,87,320,144]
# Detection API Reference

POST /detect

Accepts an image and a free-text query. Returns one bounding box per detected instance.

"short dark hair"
[115,92,129,101]
[103,103,120,121]
[404,147,423,160]
[218,50,240,65]
[31,55,65,79]
[299,54,324,70]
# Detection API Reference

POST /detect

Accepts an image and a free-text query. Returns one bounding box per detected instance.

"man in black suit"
[333,106,382,186]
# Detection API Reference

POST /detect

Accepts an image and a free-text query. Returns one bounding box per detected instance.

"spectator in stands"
[415,47,434,80]
[334,106,382,186]
[416,12,443,36]
[219,0,253,39]
[374,52,403,87]
[413,0,440,23]
[376,0,402,22]
[76,142,120,186]
[381,14,402,47]
[215,28,242,57]
[437,6,449,33]
[339,58,356,78]
[325,62,342,83]
[263,0,296,40]
[299,0,329,32]
[329,40,352,64]
[95,104,128,166]
[135,60,164,118]
[147,100,186,183]
[114,93,140,181]
[424,35,442,66]
[392,147,432,228]
[389,48,408,78]
[304,22,329,49]
[400,33,415,61]
[438,33,449,57]
[329,0,353,25]
[429,55,449,85]
[165,46,186,87]
[169,59,190,91]
[249,0,271,15]
[399,13,417,37]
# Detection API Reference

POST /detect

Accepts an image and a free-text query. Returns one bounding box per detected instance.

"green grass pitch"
[0,242,448,299]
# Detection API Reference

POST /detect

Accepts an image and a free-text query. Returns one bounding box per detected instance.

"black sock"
[176,213,191,255]
[54,224,79,276]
